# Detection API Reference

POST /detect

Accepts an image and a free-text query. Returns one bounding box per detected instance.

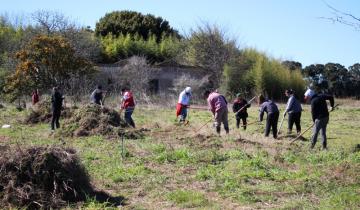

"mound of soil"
[119,128,150,140]
[64,104,128,137]
[24,98,73,124]
[0,146,95,209]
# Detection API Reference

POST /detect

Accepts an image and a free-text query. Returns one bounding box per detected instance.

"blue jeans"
[180,107,187,122]
[124,108,135,128]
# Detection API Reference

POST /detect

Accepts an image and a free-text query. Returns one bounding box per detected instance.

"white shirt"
[178,90,191,105]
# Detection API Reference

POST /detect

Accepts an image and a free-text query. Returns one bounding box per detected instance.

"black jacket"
[51,91,63,111]
[232,99,250,118]
[310,94,334,122]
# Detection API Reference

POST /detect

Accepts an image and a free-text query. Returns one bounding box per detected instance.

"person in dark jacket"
[51,86,64,131]
[90,85,105,105]
[283,89,302,134]
[232,93,250,130]
[304,89,334,150]
[258,95,279,139]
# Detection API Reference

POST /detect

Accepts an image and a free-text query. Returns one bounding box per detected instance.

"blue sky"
[1,0,359,67]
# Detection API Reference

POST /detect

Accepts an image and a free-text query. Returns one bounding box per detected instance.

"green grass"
[0,102,359,209]
[167,190,209,208]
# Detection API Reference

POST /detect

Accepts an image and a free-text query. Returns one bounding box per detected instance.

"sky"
[1,0,359,67]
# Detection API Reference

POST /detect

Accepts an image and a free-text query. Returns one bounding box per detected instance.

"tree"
[348,63,360,98]
[323,63,349,96]
[320,1,360,30]
[183,23,239,87]
[281,60,302,71]
[120,56,151,94]
[95,11,180,41]
[31,10,102,62]
[5,35,95,101]
[302,64,329,90]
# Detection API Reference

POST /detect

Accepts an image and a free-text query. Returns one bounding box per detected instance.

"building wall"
[97,63,209,93]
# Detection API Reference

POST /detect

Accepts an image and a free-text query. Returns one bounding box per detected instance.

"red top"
[32,92,39,105]
[122,91,135,109]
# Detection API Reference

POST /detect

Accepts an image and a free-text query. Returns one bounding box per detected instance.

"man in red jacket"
[120,87,136,128]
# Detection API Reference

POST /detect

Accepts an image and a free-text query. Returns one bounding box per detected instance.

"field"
[0,101,359,209]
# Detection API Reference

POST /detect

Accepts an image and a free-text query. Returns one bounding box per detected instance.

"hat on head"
[236,93,241,98]
[304,88,315,99]
[285,89,294,95]
[185,87,191,93]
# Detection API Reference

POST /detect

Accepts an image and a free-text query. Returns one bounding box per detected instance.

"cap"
[185,87,191,93]
[304,88,315,99]
[236,93,241,98]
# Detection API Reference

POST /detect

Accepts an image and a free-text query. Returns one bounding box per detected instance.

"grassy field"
[0,102,359,209]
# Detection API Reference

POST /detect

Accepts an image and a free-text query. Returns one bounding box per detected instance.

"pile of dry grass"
[24,99,73,124]
[64,104,128,137]
[0,146,94,209]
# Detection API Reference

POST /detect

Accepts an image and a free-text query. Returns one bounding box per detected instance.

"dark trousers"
[236,117,247,130]
[125,108,135,128]
[51,109,61,130]
[288,112,301,133]
[265,112,279,138]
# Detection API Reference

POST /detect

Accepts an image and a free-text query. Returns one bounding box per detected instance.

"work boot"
[225,127,229,134]
[216,126,221,135]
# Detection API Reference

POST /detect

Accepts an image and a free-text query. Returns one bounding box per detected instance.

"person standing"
[259,95,279,139]
[176,87,192,123]
[232,93,250,130]
[204,90,229,135]
[304,89,334,150]
[90,85,105,105]
[120,87,136,128]
[51,86,64,131]
[283,89,302,134]
[31,89,40,105]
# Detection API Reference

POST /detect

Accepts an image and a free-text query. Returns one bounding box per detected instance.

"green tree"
[281,60,302,71]
[95,11,180,41]
[5,35,95,101]
[223,48,305,100]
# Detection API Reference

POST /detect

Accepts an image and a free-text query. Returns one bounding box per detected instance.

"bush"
[222,48,306,101]
[101,33,181,63]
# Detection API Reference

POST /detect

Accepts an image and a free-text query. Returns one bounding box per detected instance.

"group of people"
[44,85,136,132]
[176,87,335,150]
[90,85,136,128]
[34,84,334,149]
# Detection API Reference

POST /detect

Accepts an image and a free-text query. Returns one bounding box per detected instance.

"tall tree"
[5,35,95,101]
[183,23,239,87]
[95,11,180,41]
[281,60,302,71]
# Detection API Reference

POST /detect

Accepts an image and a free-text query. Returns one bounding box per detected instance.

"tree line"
[0,10,358,104]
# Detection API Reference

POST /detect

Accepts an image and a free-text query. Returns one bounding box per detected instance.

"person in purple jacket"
[283,89,302,135]
[258,95,279,139]
[204,90,229,135]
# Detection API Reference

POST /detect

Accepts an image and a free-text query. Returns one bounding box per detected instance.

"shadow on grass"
[90,190,127,207]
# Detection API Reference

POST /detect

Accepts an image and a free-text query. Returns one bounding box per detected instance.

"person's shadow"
[91,190,127,207]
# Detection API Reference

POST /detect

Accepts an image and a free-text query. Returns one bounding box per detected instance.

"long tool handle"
[235,96,256,115]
